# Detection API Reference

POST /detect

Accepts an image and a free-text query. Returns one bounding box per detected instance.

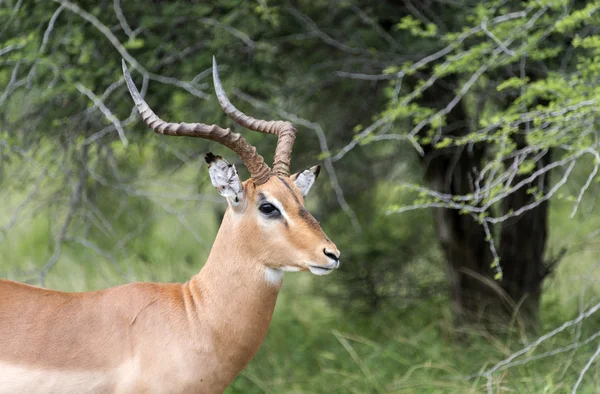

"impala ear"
[291,165,320,196]
[205,153,243,205]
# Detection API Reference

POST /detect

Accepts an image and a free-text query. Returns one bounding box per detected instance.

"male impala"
[0,58,340,394]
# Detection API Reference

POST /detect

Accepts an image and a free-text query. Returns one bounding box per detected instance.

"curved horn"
[122,60,271,185]
[212,57,296,177]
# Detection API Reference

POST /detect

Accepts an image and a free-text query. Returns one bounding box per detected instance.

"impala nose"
[323,248,341,268]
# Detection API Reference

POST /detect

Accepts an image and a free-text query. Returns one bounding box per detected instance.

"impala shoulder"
[102,282,187,323]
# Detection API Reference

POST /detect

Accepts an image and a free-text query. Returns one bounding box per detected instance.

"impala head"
[122,57,340,277]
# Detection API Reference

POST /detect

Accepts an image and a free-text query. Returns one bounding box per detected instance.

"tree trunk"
[497,140,551,328]
[426,146,498,324]
[421,81,550,328]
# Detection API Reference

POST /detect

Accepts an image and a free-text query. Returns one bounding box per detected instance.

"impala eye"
[259,203,280,217]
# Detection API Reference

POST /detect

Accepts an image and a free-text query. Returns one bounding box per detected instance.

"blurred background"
[2,0,600,392]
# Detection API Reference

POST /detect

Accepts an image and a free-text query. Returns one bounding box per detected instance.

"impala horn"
[122,59,272,185]
[212,57,296,177]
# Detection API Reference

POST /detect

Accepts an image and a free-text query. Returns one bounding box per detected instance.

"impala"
[0,58,340,394]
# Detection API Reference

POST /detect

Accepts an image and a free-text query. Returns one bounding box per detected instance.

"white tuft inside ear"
[293,165,320,196]
[206,153,243,204]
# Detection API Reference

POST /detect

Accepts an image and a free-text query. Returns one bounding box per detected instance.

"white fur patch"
[207,156,243,203]
[0,362,112,394]
[280,266,301,272]
[264,268,284,285]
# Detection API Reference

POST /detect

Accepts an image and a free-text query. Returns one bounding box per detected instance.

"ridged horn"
[122,59,271,185]
[212,57,296,177]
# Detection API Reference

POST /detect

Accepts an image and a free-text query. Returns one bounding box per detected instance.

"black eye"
[259,203,280,217]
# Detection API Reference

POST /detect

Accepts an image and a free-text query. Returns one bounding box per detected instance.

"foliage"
[373,0,600,269]
[3,0,600,392]
[324,167,444,313]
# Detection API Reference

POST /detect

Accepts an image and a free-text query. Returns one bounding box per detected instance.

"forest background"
[2,0,600,392]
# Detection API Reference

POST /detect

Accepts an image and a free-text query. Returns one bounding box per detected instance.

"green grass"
[2,163,600,393]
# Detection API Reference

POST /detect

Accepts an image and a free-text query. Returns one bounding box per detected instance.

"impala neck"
[186,208,281,365]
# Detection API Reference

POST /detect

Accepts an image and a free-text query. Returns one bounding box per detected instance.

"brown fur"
[0,176,339,394]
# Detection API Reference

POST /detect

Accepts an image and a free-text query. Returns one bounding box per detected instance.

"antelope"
[0,58,341,394]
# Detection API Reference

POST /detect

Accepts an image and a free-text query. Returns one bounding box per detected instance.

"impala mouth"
[308,263,337,276]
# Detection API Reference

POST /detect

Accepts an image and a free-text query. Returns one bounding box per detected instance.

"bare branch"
[332,116,392,162]
[348,3,401,51]
[0,172,46,244]
[287,6,373,57]
[200,18,255,48]
[40,158,85,285]
[54,0,209,99]
[0,62,27,108]
[68,236,129,282]
[40,4,65,53]
[399,11,529,79]
[571,342,600,393]
[570,149,600,218]
[113,0,136,39]
[475,299,600,378]
[75,82,128,146]
[334,71,395,81]
[480,17,516,57]
[0,43,25,56]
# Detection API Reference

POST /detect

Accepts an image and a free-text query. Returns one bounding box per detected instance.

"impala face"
[206,154,340,279]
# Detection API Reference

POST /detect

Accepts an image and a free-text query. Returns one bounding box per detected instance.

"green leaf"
[497,77,529,92]
[435,137,453,149]
[124,38,145,49]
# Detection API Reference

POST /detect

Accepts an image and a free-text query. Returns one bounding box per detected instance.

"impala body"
[0,58,340,394]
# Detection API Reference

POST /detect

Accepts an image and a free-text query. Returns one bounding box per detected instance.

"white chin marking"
[280,266,301,272]
[264,268,284,285]
[308,266,333,276]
